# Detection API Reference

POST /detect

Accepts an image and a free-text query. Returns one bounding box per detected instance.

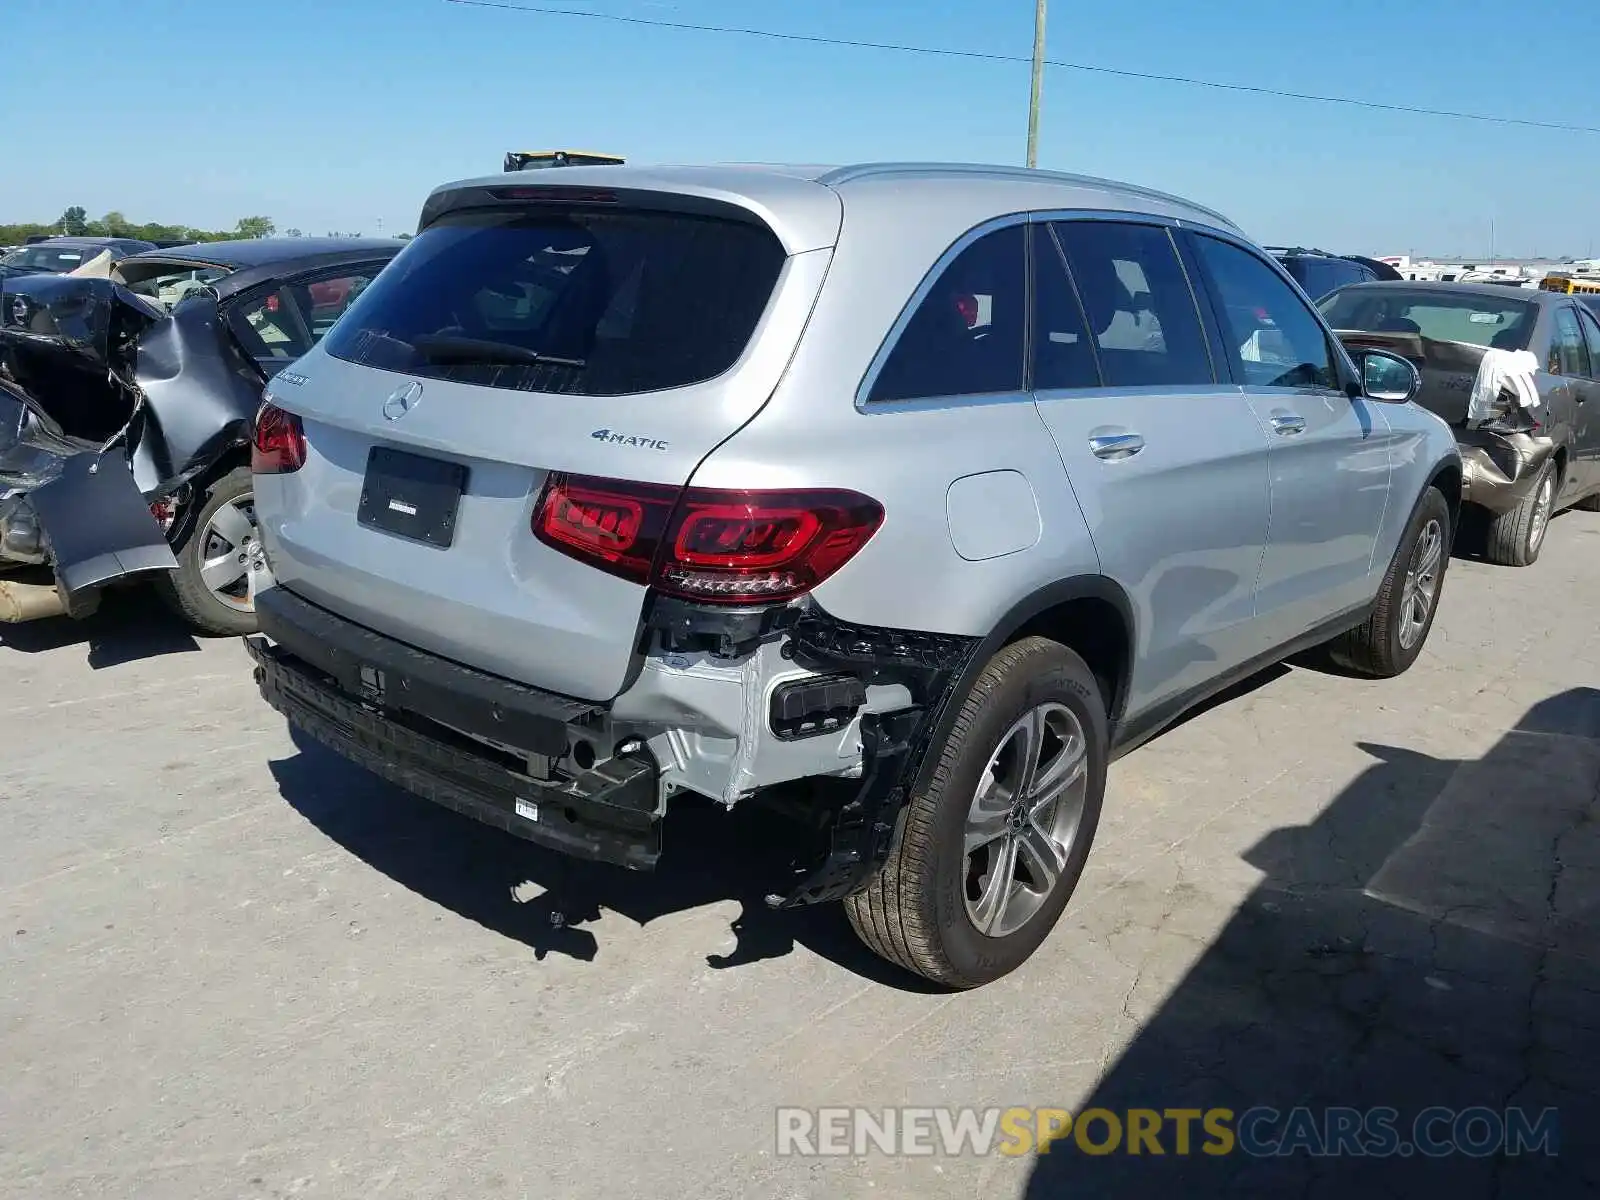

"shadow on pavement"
[0,580,200,668]
[1025,689,1600,1197]
[269,729,942,992]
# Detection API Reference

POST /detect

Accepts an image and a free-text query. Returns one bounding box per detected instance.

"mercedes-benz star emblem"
[382,381,423,421]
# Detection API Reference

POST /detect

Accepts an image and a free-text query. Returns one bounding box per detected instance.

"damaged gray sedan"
[0,238,401,630]
[1322,281,1600,566]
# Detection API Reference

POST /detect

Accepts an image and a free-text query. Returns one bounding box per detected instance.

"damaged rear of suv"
[247,163,1459,987]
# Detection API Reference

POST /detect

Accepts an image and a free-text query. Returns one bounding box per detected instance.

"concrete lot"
[3,514,1599,1199]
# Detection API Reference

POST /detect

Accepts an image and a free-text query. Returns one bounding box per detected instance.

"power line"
[444,0,1600,137]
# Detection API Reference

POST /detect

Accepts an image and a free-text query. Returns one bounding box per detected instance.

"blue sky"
[8,0,1598,257]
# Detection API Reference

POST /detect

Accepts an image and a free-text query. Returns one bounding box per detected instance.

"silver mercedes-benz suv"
[245,162,1461,987]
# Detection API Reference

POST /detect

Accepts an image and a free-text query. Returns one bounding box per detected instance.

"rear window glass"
[1319,288,1537,350]
[3,246,90,272]
[324,208,786,396]
[1281,257,1364,301]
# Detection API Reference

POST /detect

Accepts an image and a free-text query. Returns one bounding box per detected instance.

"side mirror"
[1357,348,1420,403]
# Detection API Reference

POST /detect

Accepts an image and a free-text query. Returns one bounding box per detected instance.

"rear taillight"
[532,475,884,605]
[534,475,679,585]
[252,401,306,475]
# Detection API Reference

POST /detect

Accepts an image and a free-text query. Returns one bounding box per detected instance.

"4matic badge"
[591,428,670,451]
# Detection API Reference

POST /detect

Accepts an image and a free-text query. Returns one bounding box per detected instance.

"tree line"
[0,208,388,247]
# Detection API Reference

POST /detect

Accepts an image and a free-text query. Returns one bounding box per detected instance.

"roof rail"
[814,162,1239,230]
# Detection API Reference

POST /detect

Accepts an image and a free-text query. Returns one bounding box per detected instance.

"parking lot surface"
[4,514,1599,1199]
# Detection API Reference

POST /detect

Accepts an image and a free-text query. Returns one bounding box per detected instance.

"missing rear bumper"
[248,636,662,870]
[762,608,981,907]
[248,586,983,904]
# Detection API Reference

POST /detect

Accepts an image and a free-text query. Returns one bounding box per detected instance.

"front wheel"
[844,637,1107,989]
[1328,486,1451,678]
[156,466,264,636]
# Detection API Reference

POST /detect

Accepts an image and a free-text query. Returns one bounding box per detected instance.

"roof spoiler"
[503,150,626,173]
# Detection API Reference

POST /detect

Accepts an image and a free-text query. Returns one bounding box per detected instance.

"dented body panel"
[0,274,261,607]
[128,296,264,494]
[1457,428,1561,515]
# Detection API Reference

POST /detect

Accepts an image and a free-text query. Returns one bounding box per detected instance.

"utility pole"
[1026,0,1048,168]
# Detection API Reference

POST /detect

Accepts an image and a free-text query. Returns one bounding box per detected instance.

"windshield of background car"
[1319,288,1538,350]
[1280,257,1365,301]
[323,206,788,396]
[1,246,93,272]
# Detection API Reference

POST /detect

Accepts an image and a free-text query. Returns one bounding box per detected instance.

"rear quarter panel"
[694,396,1099,639]
[692,181,1101,637]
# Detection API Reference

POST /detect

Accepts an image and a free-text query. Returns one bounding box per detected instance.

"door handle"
[1088,432,1145,461]
[1270,413,1308,436]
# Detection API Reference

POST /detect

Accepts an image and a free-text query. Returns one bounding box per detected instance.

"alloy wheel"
[1530,470,1554,554]
[198,493,263,613]
[1399,517,1444,650]
[962,702,1091,938]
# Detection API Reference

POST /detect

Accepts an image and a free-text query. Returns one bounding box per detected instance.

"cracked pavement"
[4,512,1600,1199]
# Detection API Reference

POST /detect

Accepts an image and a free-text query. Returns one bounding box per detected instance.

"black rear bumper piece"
[248,585,986,905]
[247,586,661,870]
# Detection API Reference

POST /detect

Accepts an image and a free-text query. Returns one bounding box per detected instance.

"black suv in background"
[1270,247,1400,300]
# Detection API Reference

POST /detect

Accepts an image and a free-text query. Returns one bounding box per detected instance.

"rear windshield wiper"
[410,334,586,369]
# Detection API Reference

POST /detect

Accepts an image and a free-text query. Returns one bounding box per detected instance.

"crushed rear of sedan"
[0,239,401,628]
[1322,281,1600,566]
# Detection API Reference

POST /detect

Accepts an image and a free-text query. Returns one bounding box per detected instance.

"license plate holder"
[357,447,468,549]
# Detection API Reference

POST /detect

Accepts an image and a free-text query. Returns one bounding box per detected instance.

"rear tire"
[156,467,262,636]
[1328,487,1451,678]
[1485,459,1555,567]
[844,637,1107,989]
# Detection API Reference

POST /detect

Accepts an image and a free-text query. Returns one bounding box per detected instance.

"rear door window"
[1191,235,1339,390]
[1050,220,1213,388]
[324,208,787,397]
[1551,306,1592,378]
[1577,307,1600,380]
[1030,225,1099,390]
[868,224,1026,402]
